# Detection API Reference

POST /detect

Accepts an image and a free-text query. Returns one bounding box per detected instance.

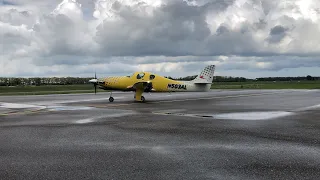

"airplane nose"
[89,79,98,83]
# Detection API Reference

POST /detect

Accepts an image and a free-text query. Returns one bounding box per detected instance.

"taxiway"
[0,90,319,179]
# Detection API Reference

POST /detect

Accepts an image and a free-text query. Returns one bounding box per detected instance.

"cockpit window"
[150,75,155,80]
[126,73,134,78]
[137,73,145,79]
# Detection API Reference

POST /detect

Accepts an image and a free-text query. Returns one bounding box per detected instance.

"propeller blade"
[92,72,97,95]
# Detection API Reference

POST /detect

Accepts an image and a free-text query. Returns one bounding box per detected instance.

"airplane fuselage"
[97,72,211,92]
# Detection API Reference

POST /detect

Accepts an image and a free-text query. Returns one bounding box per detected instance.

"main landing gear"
[134,95,146,102]
[108,91,146,103]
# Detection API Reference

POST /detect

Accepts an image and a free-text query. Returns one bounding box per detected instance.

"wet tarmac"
[0,90,320,180]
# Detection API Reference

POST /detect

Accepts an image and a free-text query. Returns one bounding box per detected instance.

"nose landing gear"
[109,91,114,102]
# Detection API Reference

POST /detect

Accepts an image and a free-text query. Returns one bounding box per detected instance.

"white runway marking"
[74,118,95,124]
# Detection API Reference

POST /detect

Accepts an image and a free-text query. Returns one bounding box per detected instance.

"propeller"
[89,72,98,95]
[94,72,97,94]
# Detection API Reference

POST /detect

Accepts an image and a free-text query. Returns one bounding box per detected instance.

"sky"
[0,0,320,78]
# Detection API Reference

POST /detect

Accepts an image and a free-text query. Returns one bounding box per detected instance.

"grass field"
[0,84,104,96]
[0,81,319,96]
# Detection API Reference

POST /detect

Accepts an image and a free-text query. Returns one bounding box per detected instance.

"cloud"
[267,25,288,43]
[0,0,320,78]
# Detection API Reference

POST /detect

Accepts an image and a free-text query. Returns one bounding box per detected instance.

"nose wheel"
[109,91,114,102]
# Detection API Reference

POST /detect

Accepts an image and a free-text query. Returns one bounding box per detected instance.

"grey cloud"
[95,0,211,43]
[1,0,17,6]
[217,56,320,71]
[93,0,320,58]
[270,25,287,35]
[0,8,37,27]
[216,25,229,35]
[94,0,268,57]
[32,13,98,58]
[267,25,288,43]
[253,19,267,30]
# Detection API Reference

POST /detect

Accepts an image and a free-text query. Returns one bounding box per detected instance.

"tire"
[109,97,114,102]
[141,96,145,102]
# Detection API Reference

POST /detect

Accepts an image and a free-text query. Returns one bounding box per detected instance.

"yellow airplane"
[89,65,215,102]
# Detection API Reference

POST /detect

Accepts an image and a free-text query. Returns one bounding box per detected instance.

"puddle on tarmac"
[213,111,294,120]
[48,106,94,111]
[154,111,294,120]
[0,103,45,109]
[0,103,93,111]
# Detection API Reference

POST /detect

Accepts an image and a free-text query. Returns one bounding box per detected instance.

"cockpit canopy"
[127,72,157,80]
[137,73,145,79]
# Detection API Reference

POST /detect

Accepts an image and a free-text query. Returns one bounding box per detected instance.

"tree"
[306,75,313,81]
[11,78,22,86]
[35,78,41,86]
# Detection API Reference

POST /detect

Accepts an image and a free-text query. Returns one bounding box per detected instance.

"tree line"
[256,75,319,81]
[0,75,318,86]
[0,77,92,86]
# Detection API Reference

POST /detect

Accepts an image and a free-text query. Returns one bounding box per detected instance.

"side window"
[150,75,155,80]
[137,73,145,79]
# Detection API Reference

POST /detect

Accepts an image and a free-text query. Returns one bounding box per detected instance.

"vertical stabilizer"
[192,65,215,84]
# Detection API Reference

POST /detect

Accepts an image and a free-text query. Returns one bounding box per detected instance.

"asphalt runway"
[0,90,320,180]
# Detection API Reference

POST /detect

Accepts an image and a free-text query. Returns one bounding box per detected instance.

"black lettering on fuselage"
[167,84,187,90]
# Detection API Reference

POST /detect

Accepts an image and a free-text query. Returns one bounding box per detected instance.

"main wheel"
[141,96,145,102]
[109,97,114,102]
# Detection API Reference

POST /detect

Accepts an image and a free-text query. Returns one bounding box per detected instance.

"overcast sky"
[0,0,320,78]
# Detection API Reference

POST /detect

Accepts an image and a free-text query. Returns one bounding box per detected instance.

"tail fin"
[192,65,215,84]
